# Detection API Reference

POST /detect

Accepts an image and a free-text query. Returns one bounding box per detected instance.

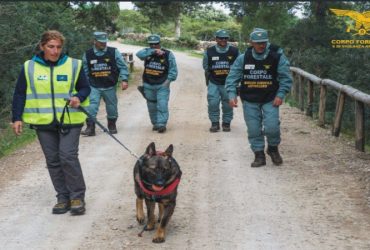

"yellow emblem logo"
[263,65,271,70]
[228,56,233,60]
[105,58,110,62]
[330,8,370,36]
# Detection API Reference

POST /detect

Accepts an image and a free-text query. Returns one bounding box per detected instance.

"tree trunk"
[175,15,181,39]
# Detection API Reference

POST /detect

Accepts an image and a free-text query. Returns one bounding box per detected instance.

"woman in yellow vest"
[11,30,91,215]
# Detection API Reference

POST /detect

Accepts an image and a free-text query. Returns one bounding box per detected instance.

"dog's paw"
[152,236,165,243]
[136,215,145,225]
[152,228,165,243]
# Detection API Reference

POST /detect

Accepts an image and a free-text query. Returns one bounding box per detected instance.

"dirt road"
[1,43,370,250]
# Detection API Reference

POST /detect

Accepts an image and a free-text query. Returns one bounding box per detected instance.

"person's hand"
[69,96,81,108]
[12,121,23,136]
[121,81,128,90]
[154,49,165,56]
[229,98,238,108]
[273,96,283,107]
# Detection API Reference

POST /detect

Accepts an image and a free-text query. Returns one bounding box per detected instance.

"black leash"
[64,99,140,160]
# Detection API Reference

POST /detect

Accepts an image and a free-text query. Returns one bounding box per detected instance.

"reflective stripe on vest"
[22,57,89,125]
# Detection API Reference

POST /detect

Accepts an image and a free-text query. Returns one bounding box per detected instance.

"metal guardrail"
[290,66,370,152]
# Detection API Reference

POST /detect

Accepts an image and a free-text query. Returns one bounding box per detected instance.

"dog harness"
[137,150,181,199]
[137,177,181,197]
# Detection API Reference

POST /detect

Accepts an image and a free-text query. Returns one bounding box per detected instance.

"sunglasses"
[216,37,229,40]
[149,43,160,46]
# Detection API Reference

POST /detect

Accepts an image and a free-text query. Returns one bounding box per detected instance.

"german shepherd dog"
[134,142,182,243]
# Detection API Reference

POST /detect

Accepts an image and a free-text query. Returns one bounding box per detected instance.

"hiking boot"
[251,151,266,168]
[157,126,166,133]
[222,122,231,132]
[108,118,117,134]
[209,122,220,133]
[81,119,95,136]
[267,146,283,165]
[70,199,86,215]
[52,201,71,214]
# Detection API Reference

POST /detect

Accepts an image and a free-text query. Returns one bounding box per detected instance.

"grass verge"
[0,125,36,158]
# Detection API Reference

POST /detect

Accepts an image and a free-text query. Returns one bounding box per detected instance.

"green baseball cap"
[147,34,161,44]
[94,31,108,43]
[250,28,268,42]
[215,29,229,38]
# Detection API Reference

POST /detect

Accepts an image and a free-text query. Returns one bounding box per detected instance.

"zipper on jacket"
[50,66,57,121]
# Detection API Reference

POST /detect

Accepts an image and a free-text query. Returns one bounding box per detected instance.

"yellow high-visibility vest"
[22,57,89,125]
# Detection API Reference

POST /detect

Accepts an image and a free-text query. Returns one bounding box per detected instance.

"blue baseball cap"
[147,34,161,44]
[250,28,268,42]
[215,29,229,38]
[94,31,108,43]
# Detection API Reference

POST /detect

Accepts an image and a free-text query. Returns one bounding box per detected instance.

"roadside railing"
[290,67,370,152]
[121,52,134,72]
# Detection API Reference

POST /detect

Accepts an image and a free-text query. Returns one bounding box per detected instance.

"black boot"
[222,122,231,132]
[209,122,220,133]
[251,151,266,167]
[267,145,283,165]
[81,119,95,136]
[108,118,117,134]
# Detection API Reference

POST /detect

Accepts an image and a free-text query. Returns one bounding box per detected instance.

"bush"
[176,35,199,49]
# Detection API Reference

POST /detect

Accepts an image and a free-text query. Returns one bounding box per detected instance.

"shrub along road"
[0,43,369,249]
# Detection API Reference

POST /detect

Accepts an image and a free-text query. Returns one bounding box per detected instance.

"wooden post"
[295,74,300,103]
[299,75,305,111]
[291,72,297,99]
[318,85,327,127]
[306,80,314,117]
[355,101,365,151]
[332,91,346,137]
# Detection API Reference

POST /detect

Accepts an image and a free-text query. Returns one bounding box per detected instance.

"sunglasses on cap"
[216,37,229,40]
[149,43,160,46]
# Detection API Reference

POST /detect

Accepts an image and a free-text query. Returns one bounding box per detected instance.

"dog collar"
[138,177,181,197]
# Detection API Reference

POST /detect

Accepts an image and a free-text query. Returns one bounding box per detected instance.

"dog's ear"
[164,144,174,157]
[145,142,156,156]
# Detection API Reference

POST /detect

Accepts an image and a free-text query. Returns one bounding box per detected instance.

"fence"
[290,67,370,152]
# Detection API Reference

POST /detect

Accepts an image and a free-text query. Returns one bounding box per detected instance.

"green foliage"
[176,35,199,49]
[239,2,298,45]
[283,1,370,146]
[181,14,241,41]
[0,126,36,158]
[72,1,120,33]
[117,10,151,34]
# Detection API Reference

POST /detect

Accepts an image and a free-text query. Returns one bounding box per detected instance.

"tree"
[73,1,120,33]
[133,1,203,39]
[223,2,297,44]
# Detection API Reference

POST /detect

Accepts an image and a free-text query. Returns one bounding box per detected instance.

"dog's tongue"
[152,185,164,192]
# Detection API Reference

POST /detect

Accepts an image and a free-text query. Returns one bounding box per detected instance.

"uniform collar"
[93,45,108,53]
[32,52,68,66]
[216,43,230,52]
[251,42,271,60]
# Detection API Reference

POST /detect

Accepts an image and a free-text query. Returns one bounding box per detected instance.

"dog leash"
[64,99,141,160]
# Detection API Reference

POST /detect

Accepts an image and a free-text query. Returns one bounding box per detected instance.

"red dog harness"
[137,177,181,196]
